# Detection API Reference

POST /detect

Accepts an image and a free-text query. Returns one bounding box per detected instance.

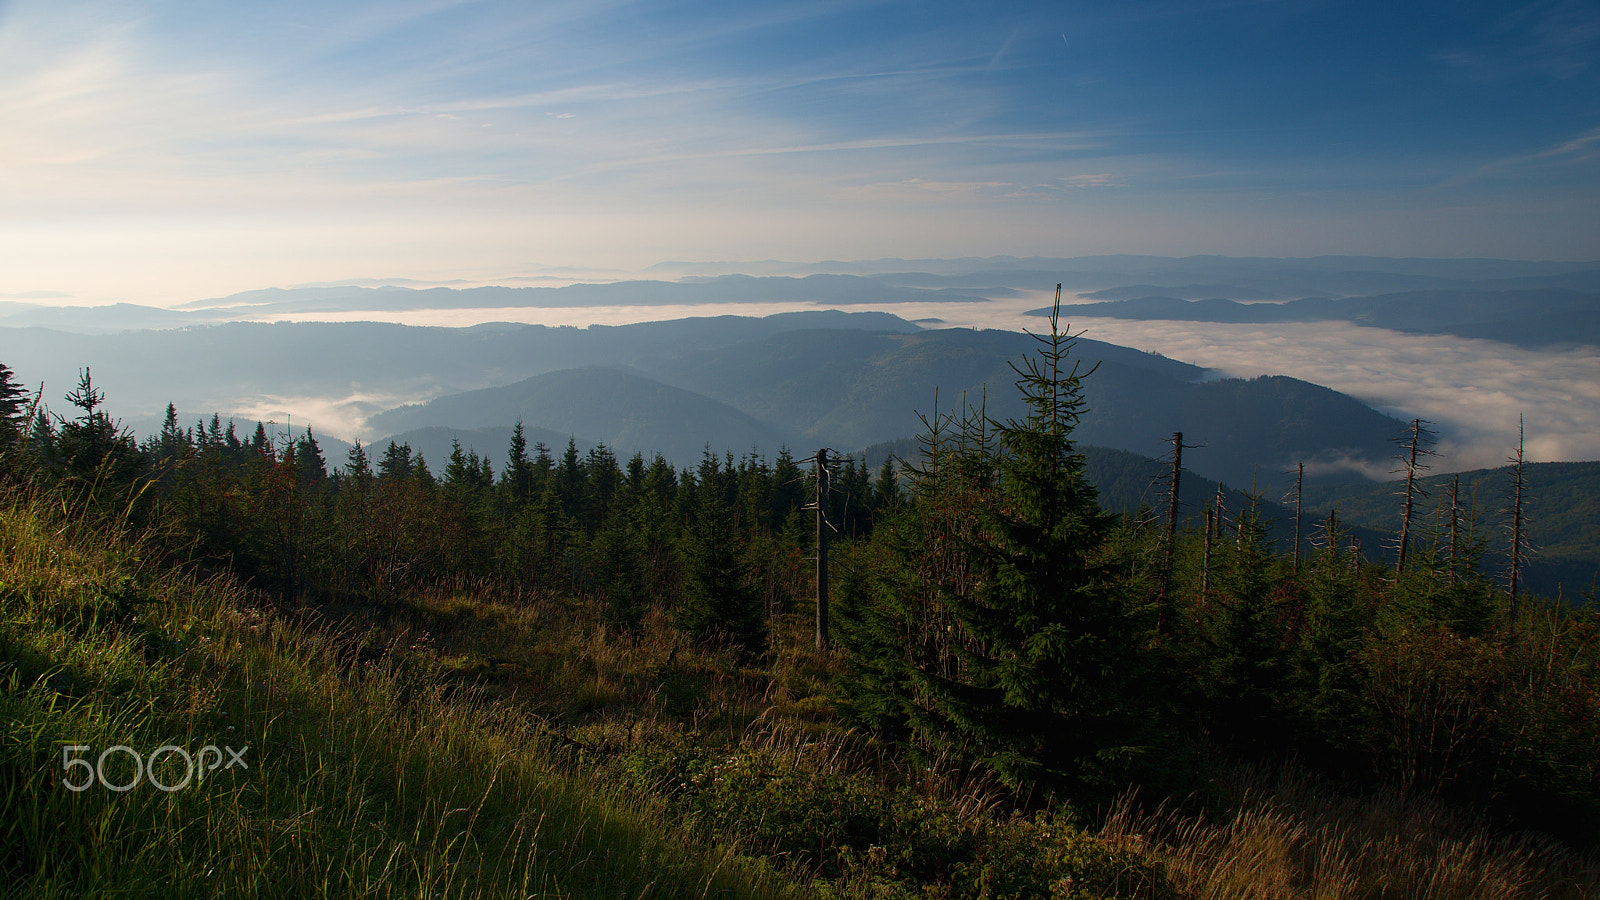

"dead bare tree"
[810,447,835,651]
[1286,461,1305,576]
[1156,431,1200,632]
[1393,418,1436,575]
[1504,417,1532,624]
[1445,473,1463,584]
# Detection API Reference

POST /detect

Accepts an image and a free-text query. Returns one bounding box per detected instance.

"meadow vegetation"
[1,319,1597,899]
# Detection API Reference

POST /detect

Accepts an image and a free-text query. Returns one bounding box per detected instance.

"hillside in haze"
[2,298,1424,493]
[361,322,1408,492]
[0,310,919,427]
[369,367,792,468]
[1302,461,1600,600]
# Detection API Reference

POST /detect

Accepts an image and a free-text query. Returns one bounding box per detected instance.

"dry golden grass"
[1101,765,1600,900]
[282,559,1600,900]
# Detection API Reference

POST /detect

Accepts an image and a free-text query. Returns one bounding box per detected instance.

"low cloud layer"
[898,292,1600,473]
[217,390,424,445]
[1045,317,1600,473]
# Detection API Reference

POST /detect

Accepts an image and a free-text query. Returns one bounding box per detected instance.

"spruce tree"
[151,402,189,472]
[839,289,1151,794]
[871,456,903,522]
[1291,512,1369,752]
[0,361,31,473]
[1201,497,1291,753]
[445,439,475,494]
[378,441,414,481]
[251,421,271,455]
[296,427,326,484]
[345,440,372,483]
[504,421,533,502]
[50,369,143,501]
[677,452,765,658]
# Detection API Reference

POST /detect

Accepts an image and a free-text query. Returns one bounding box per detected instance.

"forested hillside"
[1303,461,1600,600]
[369,367,794,468]
[2,328,1596,898]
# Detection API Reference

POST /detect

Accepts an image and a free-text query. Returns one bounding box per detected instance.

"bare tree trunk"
[1396,418,1434,574]
[1292,461,1304,576]
[815,448,831,651]
[1447,473,1462,584]
[1215,482,1227,547]
[1158,431,1182,633]
[1506,418,1528,625]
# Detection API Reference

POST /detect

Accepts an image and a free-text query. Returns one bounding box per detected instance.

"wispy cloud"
[839,178,1018,202]
[1435,0,1600,81]
[1449,125,1600,185]
[1,0,1597,305]
[1058,173,1125,188]
[1506,0,1600,79]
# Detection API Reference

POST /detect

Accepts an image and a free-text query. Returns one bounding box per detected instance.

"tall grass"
[0,484,798,899]
[1100,765,1600,900]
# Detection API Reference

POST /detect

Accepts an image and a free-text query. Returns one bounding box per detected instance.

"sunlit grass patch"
[1100,764,1600,900]
[0,486,798,899]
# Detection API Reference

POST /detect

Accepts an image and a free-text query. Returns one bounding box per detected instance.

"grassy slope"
[4,482,1597,899]
[0,486,796,899]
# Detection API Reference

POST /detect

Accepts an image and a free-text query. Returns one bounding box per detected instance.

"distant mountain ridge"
[1039,288,1600,349]
[176,275,995,314]
[0,310,921,426]
[1,306,1419,493]
[8,254,1597,335]
[362,323,1410,491]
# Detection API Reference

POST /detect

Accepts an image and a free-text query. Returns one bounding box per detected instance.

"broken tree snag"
[815,447,831,651]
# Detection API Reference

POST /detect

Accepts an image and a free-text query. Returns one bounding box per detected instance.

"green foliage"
[0,361,30,476]
[1355,608,1600,842]
[677,453,766,658]
[609,735,1173,898]
[36,370,147,516]
[1288,519,1371,752]
[1,484,797,899]
[1194,499,1295,753]
[1303,460,1600,600]
[838,302,1155,797]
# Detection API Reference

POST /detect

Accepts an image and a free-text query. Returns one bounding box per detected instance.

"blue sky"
[2,0,1598,303]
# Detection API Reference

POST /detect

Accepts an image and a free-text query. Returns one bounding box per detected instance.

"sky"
[3,0,1600,306]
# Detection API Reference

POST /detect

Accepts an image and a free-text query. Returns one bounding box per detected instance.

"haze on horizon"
[3,0,1599,307]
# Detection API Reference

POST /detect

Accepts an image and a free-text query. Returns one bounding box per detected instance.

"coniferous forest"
[2,306,1597,898]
